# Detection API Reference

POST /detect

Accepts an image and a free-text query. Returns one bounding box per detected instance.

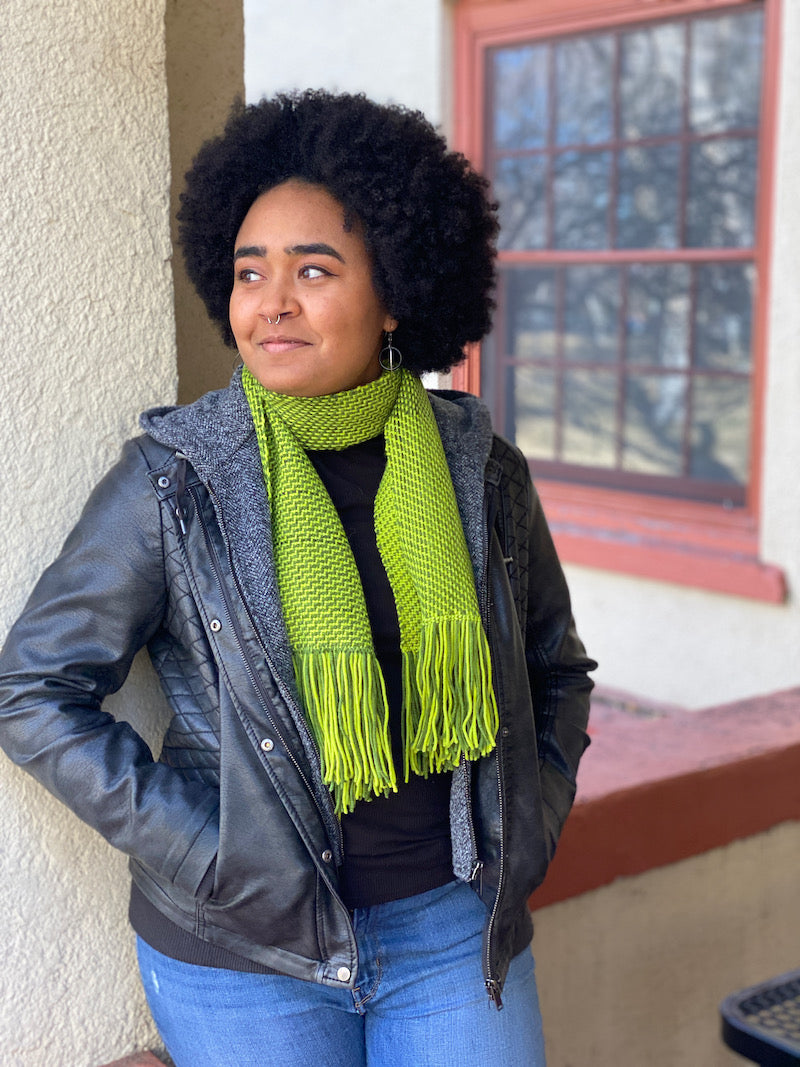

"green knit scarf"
[242,366,499,815]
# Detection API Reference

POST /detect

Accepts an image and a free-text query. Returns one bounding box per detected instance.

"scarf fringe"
[294,650,398,815]
[402,618,500,780]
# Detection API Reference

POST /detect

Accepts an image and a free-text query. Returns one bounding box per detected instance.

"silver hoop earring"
[379,331,402,372]
[266,314,282,325]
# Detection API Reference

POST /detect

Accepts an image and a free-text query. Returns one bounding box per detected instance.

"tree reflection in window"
[485,7,763,505]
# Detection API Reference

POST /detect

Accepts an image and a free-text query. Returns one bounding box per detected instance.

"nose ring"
[267,314,281,325]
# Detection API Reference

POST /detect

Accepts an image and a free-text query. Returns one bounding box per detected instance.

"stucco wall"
[533,819,800,1065]
[0,0,237,1062]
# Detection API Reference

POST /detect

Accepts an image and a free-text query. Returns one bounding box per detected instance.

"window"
[454,0,784,600]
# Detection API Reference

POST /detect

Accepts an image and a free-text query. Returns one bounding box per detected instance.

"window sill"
[530,687,800,909]
[537,480,786,602]
[449,360,786,603]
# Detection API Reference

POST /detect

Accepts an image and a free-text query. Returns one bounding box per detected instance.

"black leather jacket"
[0,374,594,1004]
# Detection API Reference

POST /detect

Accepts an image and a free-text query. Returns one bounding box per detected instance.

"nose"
[257,273,297,324]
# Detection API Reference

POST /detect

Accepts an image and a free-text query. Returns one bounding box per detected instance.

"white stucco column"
[0,0,175,1061]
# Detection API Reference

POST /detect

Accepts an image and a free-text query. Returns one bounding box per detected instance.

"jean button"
[321,849,333,863]
[336,966,351,982]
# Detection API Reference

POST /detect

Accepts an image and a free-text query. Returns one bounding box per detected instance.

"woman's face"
[229,180,397,397]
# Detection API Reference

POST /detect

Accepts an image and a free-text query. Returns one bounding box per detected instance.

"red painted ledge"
[530,686,800,909]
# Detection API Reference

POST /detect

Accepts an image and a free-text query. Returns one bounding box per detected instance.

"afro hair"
[178,90,499,375]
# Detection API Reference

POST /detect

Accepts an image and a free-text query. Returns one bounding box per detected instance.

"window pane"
[482,7,762,503]
[513,365,557,460]
[505,268,558,361]
[694,264,753,371]
[690,12,763,134]
[555,34,613,145]
[686,137,757,247]
[563,369,617,467]
[553,149,611,249]
[626,264,691,368]
[564,265,620,363]
[620,22,684,139]
[623,374,687,475]
[492,45,549,150]
[691,376,750,486]
[616,143,681,248]
[494,155,548,250]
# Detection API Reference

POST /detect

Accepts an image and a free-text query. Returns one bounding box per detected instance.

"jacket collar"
[140,371,255,480]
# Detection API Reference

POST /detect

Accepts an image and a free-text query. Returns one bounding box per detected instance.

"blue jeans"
[137,880,546,1066]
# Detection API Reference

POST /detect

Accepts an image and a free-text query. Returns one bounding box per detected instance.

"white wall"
[0,0,175,1061]
[245,0,450,125]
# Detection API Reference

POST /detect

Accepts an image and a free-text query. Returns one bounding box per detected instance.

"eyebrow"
[288,242,345,263]
[233,242,346,263]
[233,245,266,261]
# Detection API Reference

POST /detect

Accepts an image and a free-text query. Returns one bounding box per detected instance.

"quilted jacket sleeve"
[0,438,219,897]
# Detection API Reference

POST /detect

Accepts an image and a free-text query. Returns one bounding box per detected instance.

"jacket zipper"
[178,478,344,860]
[480,476,506,1010]
[462,755,483,896]
[483,753,506,1010]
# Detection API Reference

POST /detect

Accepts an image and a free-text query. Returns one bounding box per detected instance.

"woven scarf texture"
[242,366,499,815]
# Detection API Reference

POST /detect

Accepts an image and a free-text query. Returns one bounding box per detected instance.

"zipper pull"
[174,451,188,536]
[485,978,504,1010]
[469,860,484,896]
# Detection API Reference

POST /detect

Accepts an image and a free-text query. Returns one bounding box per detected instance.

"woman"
[0,91,594,1065]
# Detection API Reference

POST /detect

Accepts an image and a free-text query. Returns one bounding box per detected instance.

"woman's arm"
[0,438,219,897]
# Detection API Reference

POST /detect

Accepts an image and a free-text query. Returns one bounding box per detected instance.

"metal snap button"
[321,849,333,863]
[209,619,222,632]
[260,738,274,752]
[157,476,170,488]
[336,966,351,983]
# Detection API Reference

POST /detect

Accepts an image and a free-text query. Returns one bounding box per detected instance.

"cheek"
[228,292,251,337]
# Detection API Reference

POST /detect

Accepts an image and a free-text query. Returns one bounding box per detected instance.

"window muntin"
[485,6,764,505]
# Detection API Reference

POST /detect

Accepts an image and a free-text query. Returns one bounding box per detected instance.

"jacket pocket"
[169,801,220,899]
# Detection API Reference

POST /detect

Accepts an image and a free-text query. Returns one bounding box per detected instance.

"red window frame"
[453,0,785,602]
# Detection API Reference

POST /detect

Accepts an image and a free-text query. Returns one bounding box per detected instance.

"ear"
[382,315,399,333]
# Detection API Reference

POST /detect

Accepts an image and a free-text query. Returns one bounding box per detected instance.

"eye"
[299,264,331,280]
[237,267,262,283]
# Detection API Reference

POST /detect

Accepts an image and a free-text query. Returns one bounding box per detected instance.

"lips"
[257,335,310,353]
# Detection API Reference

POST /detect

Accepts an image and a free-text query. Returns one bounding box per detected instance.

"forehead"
[237,180,353,241]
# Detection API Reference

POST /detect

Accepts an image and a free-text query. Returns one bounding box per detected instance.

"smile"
[257,337,310,353]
